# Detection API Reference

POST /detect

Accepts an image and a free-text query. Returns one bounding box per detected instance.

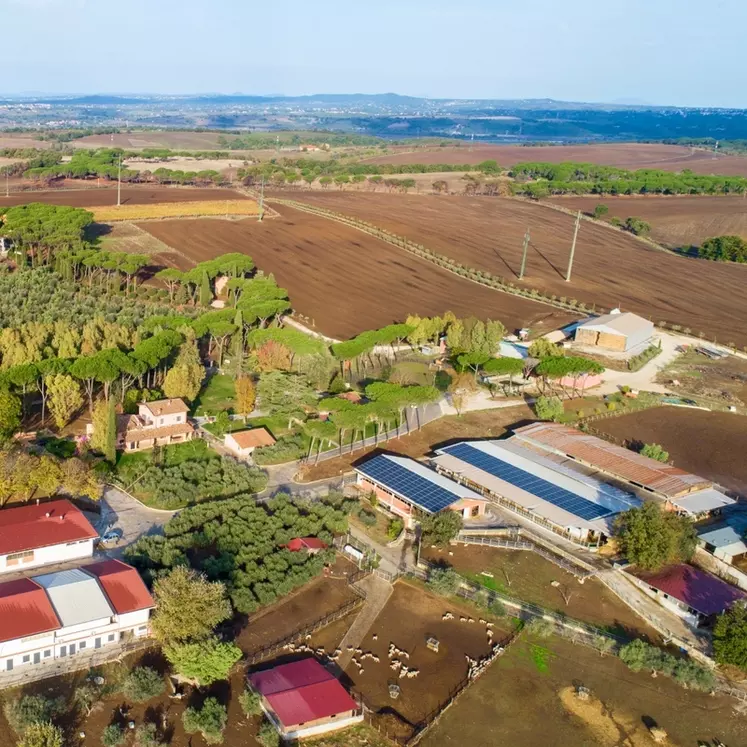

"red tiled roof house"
[248,658,363,740]
[224,427,276,458]
[286,538,327,554]
[0,500,98,575]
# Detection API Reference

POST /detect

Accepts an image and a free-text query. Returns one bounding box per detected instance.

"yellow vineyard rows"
[89,200,260,222]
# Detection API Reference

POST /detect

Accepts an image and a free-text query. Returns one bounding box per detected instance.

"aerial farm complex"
[0,114,747,747]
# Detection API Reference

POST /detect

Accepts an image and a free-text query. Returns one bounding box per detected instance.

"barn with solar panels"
[431,439,642,544]
[354,453,489,529]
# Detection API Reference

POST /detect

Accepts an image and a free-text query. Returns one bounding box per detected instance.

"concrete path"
[336,574,393,669]
[348,525,412,575]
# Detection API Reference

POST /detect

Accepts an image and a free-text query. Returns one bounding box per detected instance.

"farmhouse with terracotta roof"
[0,499,98,575]
[109,398,196,452]
[0,559,154,675]
[248,658,362,740]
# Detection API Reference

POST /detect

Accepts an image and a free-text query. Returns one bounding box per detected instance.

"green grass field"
[192,374,236,415]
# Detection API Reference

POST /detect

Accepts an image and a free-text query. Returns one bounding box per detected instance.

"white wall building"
[0,499,98,575]
[0,559,154,674]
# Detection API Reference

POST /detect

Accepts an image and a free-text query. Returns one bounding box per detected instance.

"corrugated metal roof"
[34,569,113,626]
[0,499,98,556]
[697,524,747,556]
[83,560,155,614]
[513,423,712,498]
[673,489,735,516]
[0,578,60,643]
[578,311,653,337]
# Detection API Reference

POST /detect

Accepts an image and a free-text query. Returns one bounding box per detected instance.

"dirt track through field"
[0,185,247,208]
[139,207,575,339]
[364,142,747,175]
[548,194,747,246]
[279,192,747,347]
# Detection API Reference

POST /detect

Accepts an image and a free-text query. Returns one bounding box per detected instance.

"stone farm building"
[0,500,98,575]
[224,427,276,457]
[629,564,745,626]
[574,310,653,353]
[0,559,154,675]
[249,658,362,740]
[116,399,195,452]
[354,453,489,530]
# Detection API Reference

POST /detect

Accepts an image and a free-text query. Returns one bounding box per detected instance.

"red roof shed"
[249,658,358,727]
[84,559,155,614]
[0,499,98,556]
[287,537,328,552]
[0,578,60,643]
[634,564,745,616]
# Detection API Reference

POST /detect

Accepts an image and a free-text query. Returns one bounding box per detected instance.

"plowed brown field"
[278,192,747,347]
[365,142,747,175]
[0,185,247,208]
[139,207,574,339]
[548,194,747,247]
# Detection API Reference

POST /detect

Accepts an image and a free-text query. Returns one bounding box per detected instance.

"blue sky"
[2,0,744,107]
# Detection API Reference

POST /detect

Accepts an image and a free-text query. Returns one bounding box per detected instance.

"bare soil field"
[125,157,246,173]
[422,544,659,640]
[285,192,747,347]
[139,208,574,339]
[0,185,246,208]
[365,142,747,175]
[549,194,747,247]
[422,634,747,747]
[73,131,230,150]
[590,406,747,496]
[340,580,511,741]
[298,405,535,482]
[0,134,52,149]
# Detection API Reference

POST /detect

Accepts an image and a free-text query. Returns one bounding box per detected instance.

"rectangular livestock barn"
[354,453,489,529]
[432,439,640,544]
[574,310,654,353]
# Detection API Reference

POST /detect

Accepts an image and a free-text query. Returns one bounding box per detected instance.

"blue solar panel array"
[357,454,462,513]
[442,443,611,521]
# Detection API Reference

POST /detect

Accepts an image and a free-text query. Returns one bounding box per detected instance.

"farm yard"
[337,581,512,742]
[421,545,659,640]
[421,633,747,747]
[549,194,747,247]
[282,192,747,347]
[139,207,574,339]
[0,185,250,208]
[590,406,747,496]
[363,142,747,175]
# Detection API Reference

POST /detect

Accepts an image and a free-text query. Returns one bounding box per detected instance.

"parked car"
[100,529,123,546]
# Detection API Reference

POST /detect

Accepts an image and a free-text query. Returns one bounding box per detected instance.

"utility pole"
[566,211,581,282]
[258,177,265,222]
[519,228,530,279]
[117,156,122,207]
[5,171,8,198]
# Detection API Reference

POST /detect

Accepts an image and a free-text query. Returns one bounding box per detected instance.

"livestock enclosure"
[590,407,747,496]
[280,192,747,347]
[363,142,747,175]
[549,194,747,247]
[139,207,575,339]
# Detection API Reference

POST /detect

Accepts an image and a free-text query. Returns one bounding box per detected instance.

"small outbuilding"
[287,537,327,554]
[224,427,276,457]
[574,310,653,353]
[248,658,362,740]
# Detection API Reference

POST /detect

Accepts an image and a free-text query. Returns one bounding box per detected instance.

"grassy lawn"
[202,418,248,437]
[115,439,216,475]
[192,374,236,416]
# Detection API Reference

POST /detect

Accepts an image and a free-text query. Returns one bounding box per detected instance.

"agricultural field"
[125,156,246,173]
[339,581,512,742]
[139,207,574,339]
[90,199,259,221]
[421,633,747,747]
[364,142,747,175]
[421,544,659,640]
[0,185,248,208]
[591,406,747,496]
[549,194,747,247]
[284,192,747,347]
[72,130,233,150]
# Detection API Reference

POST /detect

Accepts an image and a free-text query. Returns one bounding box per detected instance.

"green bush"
[18,722,64,747]
[3,695,64,736]
[253,434,306,465]
[640,443,669,463]
[257,718,280,747]
[355,505,378,527]
[619,640,713,691]
[134,723,166,747]
[238,687,263,717]
[182,697,227,745]
[387,518,404,540]
[123,667,165,703]
[101,724,125,747]
[427,567,462,596]
[534,396,564,422]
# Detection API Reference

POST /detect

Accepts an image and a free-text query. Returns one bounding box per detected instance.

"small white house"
[0,499,98,575]
[224,427,276,457]
[0,559,154,674]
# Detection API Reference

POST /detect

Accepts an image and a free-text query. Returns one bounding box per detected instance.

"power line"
[519,228,530,280]
[566,211,581,282]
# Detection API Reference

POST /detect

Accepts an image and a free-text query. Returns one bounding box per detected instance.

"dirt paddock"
[139,207,574,339]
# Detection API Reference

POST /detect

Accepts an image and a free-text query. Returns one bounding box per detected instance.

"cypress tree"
[105,396,117,464]
[199,272,212,307]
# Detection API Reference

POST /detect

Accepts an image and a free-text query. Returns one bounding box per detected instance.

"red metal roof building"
[0,500,98,574]
[249,658,362,739]
[287,538,328,553]
[84,559,155,614]
[632,564,745,621]
[0,578,60,644]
